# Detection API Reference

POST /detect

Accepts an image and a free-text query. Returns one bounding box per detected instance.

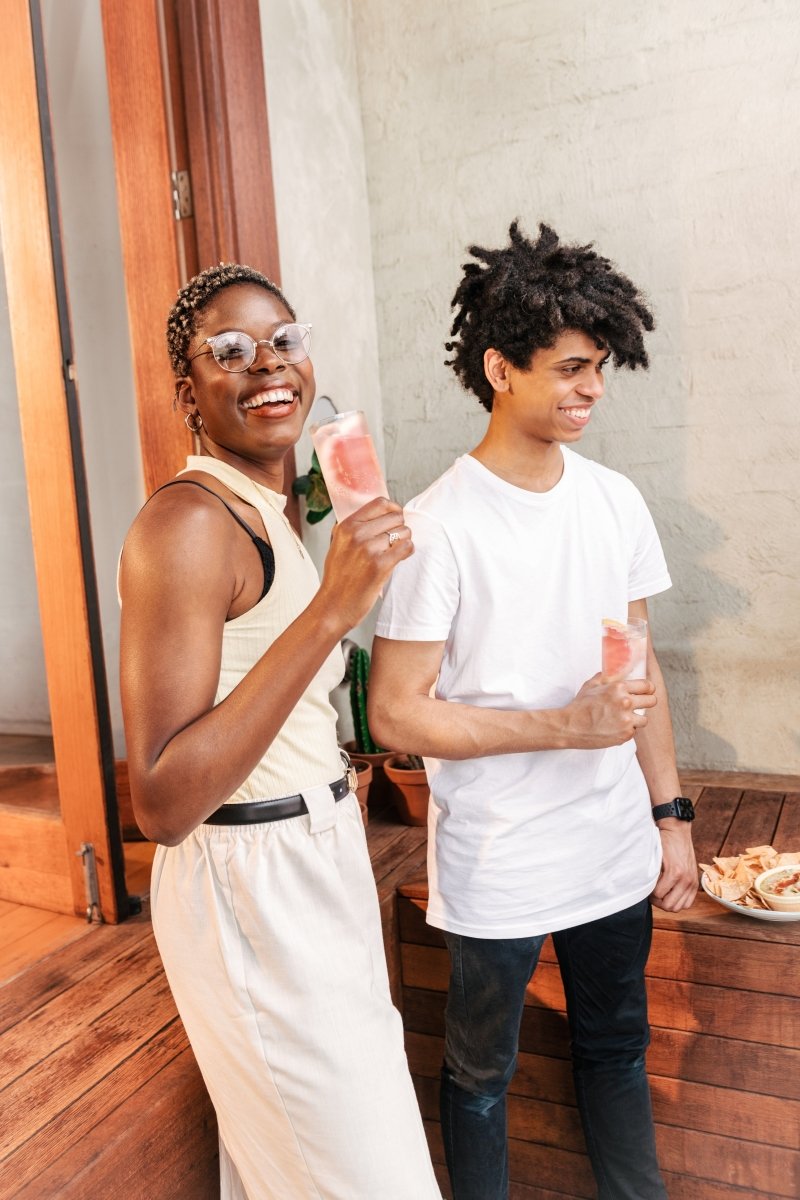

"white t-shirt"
[376,448,672,938]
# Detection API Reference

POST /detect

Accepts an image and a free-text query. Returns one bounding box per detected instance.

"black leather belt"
[204,775,352,825]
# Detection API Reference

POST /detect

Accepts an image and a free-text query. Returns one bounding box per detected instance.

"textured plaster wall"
[259,0,384,517]
[259,0,385,740]
[351,0,800,773]
[0,0,383,751]
[5,1,793,771]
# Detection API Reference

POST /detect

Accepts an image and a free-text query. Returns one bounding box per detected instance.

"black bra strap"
[152,479,275,602]
[155,479,261,540]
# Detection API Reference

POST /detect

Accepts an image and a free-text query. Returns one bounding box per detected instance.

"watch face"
[675,797,695,821]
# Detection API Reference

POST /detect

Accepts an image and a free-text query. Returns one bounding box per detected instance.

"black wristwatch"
[652,797,695,823]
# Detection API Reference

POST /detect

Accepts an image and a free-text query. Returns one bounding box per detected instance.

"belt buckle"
[341,749,358,795]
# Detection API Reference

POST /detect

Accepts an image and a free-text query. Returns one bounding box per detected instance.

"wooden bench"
[398,774,800,1199]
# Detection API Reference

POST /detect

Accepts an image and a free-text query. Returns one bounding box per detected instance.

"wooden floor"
[1,771,798,1199]
[0,796,427,1200]
[0,736,55,767]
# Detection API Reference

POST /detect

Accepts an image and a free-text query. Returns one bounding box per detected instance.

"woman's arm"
[121,490,411,844]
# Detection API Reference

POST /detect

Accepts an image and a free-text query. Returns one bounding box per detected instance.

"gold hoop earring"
[185,411,203,433]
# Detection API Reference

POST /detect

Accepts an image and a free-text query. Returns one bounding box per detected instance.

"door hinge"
[75,842,104,924]
[171,169,193,220]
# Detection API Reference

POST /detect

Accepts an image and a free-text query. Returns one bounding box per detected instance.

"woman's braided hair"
[445,222,655,411]
[166,263,295,376]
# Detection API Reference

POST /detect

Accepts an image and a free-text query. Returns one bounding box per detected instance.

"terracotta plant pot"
[343,741,394,808]
[350,757,372,826]
[384,754,430,827]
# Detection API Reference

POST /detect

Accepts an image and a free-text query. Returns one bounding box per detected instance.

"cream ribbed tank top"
[179,456,345,803]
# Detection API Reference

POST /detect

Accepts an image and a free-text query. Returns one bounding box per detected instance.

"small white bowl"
[754,864,800,912]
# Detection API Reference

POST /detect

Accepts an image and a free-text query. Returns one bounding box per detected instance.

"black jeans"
[440,899,667,1200]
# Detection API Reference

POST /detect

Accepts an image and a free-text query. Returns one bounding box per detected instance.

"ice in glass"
[602,617,648,714]
[310,410,388,521]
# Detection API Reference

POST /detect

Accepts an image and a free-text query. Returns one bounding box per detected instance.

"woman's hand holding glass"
[317,497,412,633]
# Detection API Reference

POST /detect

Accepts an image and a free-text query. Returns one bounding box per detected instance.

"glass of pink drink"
[602,617,648,714]
[310,410,388,521]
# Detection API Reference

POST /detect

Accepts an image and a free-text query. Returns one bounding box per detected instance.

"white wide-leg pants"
[150,790,440,1200]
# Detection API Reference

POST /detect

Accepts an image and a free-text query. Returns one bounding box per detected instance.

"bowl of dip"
[754,863,800,912]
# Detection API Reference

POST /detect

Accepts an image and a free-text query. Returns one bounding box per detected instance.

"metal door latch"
[75,843,104,924]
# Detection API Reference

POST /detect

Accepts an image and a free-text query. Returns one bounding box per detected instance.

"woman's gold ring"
[387,530,401,547]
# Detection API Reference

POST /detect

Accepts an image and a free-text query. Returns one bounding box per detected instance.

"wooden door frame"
[101,0,299,524]
[99,0,194,498]
[0,0,128,921]
[99,0,301,840]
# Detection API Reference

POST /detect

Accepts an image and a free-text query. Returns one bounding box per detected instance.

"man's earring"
[185,411,203,433]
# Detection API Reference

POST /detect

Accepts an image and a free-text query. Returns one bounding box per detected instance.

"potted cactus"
[343,646,394,807]
[350,756,372,826]
[349,645,382,755]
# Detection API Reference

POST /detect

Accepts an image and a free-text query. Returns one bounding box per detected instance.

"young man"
[369,222,697,1200]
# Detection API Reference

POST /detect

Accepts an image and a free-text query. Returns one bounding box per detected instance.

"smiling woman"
[117,265,439,1199]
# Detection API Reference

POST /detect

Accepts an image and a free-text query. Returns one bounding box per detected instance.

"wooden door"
[0,0,128,922]
[0,0,297,919]
[100,0,299,524]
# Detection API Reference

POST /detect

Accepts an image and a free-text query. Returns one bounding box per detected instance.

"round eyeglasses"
[188,323,312,372]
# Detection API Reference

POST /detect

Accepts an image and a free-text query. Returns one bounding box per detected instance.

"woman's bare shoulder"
[122,481,237,599]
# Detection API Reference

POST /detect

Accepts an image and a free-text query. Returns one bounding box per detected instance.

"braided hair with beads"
[166,263,295,377]
[445,222,655,412]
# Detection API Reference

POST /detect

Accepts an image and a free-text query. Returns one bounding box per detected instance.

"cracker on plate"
[700,845,800,910]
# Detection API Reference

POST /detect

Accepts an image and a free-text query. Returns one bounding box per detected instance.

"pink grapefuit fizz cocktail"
[602,617,648,714]
[310,410,389,522]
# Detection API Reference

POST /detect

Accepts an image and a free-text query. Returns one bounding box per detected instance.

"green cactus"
[349,647,382,754]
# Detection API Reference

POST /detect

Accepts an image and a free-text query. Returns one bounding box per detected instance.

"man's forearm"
[370,692,568,760]
[370,671,654,759]
[633,650,682,807]
[638,650,698,911]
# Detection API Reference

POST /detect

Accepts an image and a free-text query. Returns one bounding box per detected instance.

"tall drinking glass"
[601,617,648,715]
[309,410,388,521]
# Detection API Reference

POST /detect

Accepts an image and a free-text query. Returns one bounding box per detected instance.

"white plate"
[700,873,800,922]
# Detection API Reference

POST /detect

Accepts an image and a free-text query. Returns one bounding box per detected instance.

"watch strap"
[652,796,695,822]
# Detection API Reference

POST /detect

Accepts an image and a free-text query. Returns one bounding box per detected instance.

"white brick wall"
[260,0,388,739]
[350,0,800,772]
[3,1,794,772]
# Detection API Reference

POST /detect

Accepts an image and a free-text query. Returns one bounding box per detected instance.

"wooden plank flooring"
[0,907,90,985]
[0,736,55,767]
[0,908,216,1200]
[0,797,426,1199]
[2,771,798,1199]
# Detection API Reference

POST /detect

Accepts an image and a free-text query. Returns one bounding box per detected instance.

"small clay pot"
[384,754,430,827]
[350,757,372,826]
[343,741,394,808]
